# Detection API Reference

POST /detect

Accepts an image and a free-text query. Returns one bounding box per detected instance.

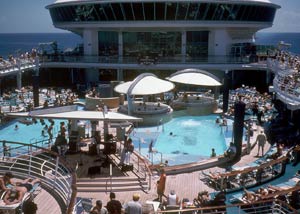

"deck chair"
[165,205,180,214]
[81,198,93,213]
[0,182,41,213]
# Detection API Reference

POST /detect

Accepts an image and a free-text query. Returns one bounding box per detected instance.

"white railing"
[0,140,77,214]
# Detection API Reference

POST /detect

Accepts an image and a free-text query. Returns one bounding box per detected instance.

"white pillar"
[208,29,231,56]
[181,31,186,62]
[83,29,99,56]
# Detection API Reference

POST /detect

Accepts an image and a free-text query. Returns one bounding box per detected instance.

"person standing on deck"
[255,131,267,156]
[106,192,122,214]
[123,193,142,214]
[157,168,167,202]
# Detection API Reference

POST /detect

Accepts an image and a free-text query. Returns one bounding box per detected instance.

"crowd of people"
[0,49,37,71]
[0,87,78,116]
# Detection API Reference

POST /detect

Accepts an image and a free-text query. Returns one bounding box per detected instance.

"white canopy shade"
[167,69,222,86]
[114,75,175,95]
[6,110,142,122]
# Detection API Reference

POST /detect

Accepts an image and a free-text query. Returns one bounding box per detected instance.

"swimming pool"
[0,118,68,147]
[130,115,233,166]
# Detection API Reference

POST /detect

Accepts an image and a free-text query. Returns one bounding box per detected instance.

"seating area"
[200,145,290,193]
[230,174,300,209]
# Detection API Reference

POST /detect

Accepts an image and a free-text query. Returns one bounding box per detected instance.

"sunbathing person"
[193,191,211,207]
[242,189,257,203]
[0,172,14,191]
[255,187,269,199]
[3,178,40,205]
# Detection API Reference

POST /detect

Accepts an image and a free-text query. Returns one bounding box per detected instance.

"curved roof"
[114,73,175,95]
[166,68,222,86]
[49,0,280,8]
[53,0,273,3]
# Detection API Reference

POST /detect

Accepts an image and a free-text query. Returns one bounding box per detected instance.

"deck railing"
[0,140,77,214]
[156,199,297,214]
[117,139,153,191]
[39,55,252,65]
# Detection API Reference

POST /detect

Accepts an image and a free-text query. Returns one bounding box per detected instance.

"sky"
[0,0,299,33]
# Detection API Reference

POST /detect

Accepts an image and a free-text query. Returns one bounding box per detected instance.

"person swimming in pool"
[169,132,177,137]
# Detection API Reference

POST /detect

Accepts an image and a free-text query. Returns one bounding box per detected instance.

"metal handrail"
[155,199,297,214]
[118,138,153,191]
[0,140,77,214]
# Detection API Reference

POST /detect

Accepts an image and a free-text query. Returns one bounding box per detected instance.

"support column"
[223,70,230,113]
[33,57,40,107]
[233,100,246,162]
[0,78,2,96]
[181,31,186,62]
[16,59,22,90]
[16,72,22,90]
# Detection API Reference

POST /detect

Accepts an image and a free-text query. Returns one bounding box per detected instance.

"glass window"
[187,3,199,20]
[98,5,108,20]
[132,3,144,20]
[111,3,124,21]
[155,3,165,20]
[196,3,207,20]
[123,32,181,57]
[205,4,217,20]
[187,31,209,57]
[102,4,115,20]
[50,3,277,23]
[166,2,176,20]
[122,3,134,20]
[98,32,118,56]
[144,3,154,20]
[176,3,189,20]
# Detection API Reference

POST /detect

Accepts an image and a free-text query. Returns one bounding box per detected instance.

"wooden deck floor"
[32,125,271,213]
[74,126,271,207]
[34,189,62,214]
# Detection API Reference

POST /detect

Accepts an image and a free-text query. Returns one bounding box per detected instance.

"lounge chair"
[0,182,41,213]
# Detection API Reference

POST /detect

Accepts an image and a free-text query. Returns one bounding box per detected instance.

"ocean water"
[0,32,299,58]
[255,32,300,54]
[0,33,82,58]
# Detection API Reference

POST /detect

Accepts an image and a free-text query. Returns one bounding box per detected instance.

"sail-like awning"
[6,108,142,122]
[115,74,175,95]
[167,68,222,86]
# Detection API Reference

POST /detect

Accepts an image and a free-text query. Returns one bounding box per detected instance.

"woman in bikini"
[3,178,40,205]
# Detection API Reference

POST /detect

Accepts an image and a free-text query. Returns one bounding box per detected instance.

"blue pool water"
[130,115,232,166]
[0,118,67,146]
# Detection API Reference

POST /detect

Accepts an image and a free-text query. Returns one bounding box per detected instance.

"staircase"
[76,176,149,192]
[76,153,151,193]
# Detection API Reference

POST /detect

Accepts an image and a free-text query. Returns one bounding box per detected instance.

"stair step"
[77,177,145,183]
[76,186,148,193]
[77,181,148,188]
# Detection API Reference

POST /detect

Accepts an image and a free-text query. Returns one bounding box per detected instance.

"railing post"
[53,156,59,188]
[28,150,32,177]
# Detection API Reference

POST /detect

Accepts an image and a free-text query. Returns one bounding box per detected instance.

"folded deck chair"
[80,198,93,213]
[0,182,41,212]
